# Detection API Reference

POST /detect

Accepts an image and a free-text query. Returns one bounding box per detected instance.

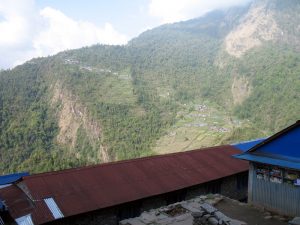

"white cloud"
[0,0,128,69]
[0,0,34,46]
[149,0,252,24]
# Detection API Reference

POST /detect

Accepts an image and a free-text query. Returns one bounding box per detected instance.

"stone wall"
[220,172,248,201]
[186,173,248,201]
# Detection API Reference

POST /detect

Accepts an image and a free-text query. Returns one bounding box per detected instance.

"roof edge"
[247,121,300,153]
[0,172,29,185]
[23,145,236,180]
[232,153,300,171]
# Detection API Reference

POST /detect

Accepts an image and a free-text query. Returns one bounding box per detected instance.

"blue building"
[234,121,300,216]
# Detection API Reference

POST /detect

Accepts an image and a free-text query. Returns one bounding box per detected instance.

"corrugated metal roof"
[15,214,34,225]
[44,198,64,219]
[0,185,32,218]
[248,121,300,154]
[0,184,54,224]
[234,153,300,170]
[233,138,266,152]
[0,173,29,185]
[0,184,12,189]
[234,121,300,168]
[0,145,247,225]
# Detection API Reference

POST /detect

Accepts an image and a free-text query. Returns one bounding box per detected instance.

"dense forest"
[0,0,299,174]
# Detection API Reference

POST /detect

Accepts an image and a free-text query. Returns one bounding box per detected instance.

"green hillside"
[0,0,299,174]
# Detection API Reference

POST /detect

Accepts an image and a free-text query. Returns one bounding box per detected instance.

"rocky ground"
[215,197,291,225]
[119,194,291,225]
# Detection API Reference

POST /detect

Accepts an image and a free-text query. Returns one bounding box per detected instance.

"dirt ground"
[215,197,290,225]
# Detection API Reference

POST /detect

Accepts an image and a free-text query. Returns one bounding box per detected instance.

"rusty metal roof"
[0,145,247,225]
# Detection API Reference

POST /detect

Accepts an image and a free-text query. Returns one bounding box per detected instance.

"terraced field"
[153,101,254,154]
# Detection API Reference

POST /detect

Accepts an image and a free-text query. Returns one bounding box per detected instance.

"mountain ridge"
[0,0,299,174]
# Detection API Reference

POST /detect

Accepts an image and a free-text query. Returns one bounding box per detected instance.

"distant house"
[234,121,300,216]
[0,145,248,225]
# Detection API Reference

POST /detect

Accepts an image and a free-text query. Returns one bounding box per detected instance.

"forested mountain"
[0,0,299,174]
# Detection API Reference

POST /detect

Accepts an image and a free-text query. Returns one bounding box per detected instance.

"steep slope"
[225,0,280,57]
[223,0,300,130]
[0,0,299,174]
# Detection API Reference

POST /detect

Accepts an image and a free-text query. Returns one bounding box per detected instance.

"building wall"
[46,173,248,225]
[221,172,248,201]
[45,208,118,225]
[186,172,248,201]
[249,162,300,216]
[140,196,167,212]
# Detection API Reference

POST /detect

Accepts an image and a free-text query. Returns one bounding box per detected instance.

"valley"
[0,0,299,174]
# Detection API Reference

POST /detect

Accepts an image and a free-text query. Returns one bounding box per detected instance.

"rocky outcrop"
[51,81,110,163]
[225,1,281,57]
[231,76,252,105]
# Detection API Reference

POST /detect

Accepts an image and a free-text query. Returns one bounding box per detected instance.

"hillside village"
[0,121,299,225]
[1,0,299,174]
[0,0,300,224]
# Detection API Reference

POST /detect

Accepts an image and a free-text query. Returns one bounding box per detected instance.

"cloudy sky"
[0,0,251,69]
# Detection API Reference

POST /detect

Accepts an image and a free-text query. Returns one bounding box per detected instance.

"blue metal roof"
[234,121,300,170]
[0,172,29,185]
[233,153,300,170]
[250,125,300,158]
[233,138,266,152]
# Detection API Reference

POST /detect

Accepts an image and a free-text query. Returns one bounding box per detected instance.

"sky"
[0,0,251,69]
